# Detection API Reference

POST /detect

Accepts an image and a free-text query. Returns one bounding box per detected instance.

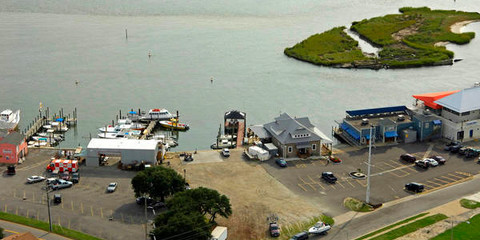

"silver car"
[27,176,45,184]
[107,182,118,193]
[51,179,73,190]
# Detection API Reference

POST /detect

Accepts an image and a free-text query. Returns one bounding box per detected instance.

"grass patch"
[279,214,334,240]
[460,199,480,209]
[286,7,480,69]
[431,214,480,240]
[0,211,102,240]
[284,26,371,66]
[355,212,429,240]
[344,197,373,212]
[369,213,448,240]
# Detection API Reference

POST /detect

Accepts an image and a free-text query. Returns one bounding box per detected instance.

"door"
[457,131,464,141]
[470,129,474,138]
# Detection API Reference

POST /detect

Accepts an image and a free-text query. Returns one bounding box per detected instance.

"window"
[312,144,316,150]
[288,146,292,153]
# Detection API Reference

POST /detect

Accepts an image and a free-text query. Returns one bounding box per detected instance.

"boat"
[211,139,236,149]
[159,118,190,131]
[98,125,122,133]
[97,132,126,139]
[308,221,331,234]
[0,109,20,130]
[140,109,174,121]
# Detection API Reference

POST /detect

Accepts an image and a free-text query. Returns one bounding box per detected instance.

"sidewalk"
[0,219,72,240]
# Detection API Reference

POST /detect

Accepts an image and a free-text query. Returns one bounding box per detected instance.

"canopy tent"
[412,90,459,110]
[55,118,64,122]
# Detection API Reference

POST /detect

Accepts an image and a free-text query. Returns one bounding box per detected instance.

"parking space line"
[57,216,61,226]
[427,180,443,186]
[90,206,94,216]
[100,208,104,218]
[433,178,450,184]
[344,178,356,188]
[26,210,29,218]
[441,175,457,182]
[356,179,367,187]
[32,192,35,202]
[68,219,71,229]
[299,177,316,190]
[81,202,84,214]
[296,164,306,168]
[336,181,346,189]
[307,175,324,190]
[297,184,308,192]
[23,190,26,200]
[4,204,7,212]
[329,184,336,190]
[455,171,473,177]
[15,206,18,215]
[447,173,465,180]
[423,144,434,159]
[387,160,403,168]
[36,210,39,220]
[61,201,64,209]
[71,201,74,211]
[13,190,16,199]
[423,184,435,190]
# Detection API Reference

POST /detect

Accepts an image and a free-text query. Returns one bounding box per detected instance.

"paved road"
[0,219,71,240]
[320,174,480,240]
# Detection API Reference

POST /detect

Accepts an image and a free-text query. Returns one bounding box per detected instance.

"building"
[433,86,480,141]
[251,113,332,158]
[0,131,28,164]
[86,138,158,166]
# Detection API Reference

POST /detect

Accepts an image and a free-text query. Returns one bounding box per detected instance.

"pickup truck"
[321,172,337,183]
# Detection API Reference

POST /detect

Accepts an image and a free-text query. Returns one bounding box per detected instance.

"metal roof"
[249,125,271,139]
[87,138,158,150]
[346,106,407,117]
[434,87,480,113]
[0,131,25,145]
[264,113,322,145]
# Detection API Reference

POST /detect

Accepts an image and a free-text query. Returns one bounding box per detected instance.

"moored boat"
[140,109,174,121]
[0,109,20,131]
[159,118,189,131]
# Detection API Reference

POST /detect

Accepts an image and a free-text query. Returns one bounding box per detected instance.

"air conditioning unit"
[361,118,369,125]
[397,114,405,121]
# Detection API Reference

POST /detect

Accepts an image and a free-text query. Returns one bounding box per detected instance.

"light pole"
[183,169,186,181]
[145,196,148,240]
[366,125,373,204]
[45,179,52,232]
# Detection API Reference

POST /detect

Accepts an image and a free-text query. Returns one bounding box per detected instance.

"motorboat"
[159,118,189,131]
[0,109,20,130]
[211,139,236,149]
[98,125,122,133]
[308,221,331,234]
[140,108,174,121]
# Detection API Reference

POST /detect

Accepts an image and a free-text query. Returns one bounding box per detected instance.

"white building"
[434,86,480,141]
[86,138,158,166]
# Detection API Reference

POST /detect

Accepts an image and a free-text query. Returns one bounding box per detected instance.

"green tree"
[0,227,3,238]
[152,210,212,240]
[131,166,185,202]
[167,187,232,223]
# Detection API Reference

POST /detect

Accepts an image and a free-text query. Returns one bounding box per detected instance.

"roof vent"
[397,114,405,121]
[361,118,369,125]
[423,109,431,115]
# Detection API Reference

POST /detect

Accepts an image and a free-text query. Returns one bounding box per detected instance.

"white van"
[211,226,227,240]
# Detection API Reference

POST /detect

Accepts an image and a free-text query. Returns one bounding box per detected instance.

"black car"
[321,172,337,184]
[53,194,62,204]
[136,196,154,205]
[148,201,166,210]
[400,154,416,163]
[449,145,463,153]
[429,155,446,165]
[465,149,479,158]
[289,231,309,240]
[269,222,280,237]
[405,182,424,193]
[71,173,80,183]
[7,165,16,175]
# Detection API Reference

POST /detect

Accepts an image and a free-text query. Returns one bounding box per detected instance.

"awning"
[412,90,459,110]
[384,131,398,138]
[365,134,371,140]
[433,120,442,125]
[345,128,360,140]
[296,142,311,149]
[56,118,64,122]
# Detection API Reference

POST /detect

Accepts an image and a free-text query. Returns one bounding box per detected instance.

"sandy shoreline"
[450,20,479,34]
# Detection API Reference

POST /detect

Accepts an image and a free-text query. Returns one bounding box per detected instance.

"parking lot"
[0,149,151,240]
[261,140,480,216]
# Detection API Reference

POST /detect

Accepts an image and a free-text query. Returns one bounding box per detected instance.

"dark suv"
[405,182,424,193]
[71,173,80,183]
[400,154,416,163]
[321,172,337,184]
[289,232,309,240]
[269,222,280,237]
[7,165,16,175]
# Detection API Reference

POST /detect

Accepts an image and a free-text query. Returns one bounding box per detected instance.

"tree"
[131,166,185,202]
[167,187,232,223]
[0,227,3,238]
[152,210,212,240]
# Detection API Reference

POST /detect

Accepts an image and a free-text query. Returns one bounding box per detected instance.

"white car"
[424,158,438,167]
[51,179,73,190]
[308,221,331,234]
[27,176,46,184]
[221,148,230,157]
[107,182,118,193]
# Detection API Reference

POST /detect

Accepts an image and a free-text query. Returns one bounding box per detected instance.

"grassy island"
[284,7,480,69]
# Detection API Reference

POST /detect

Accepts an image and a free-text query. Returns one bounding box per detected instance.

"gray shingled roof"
[0,131,25,145]
[249,125,271,139]
[434,87,480,113]
[263,113,322,145]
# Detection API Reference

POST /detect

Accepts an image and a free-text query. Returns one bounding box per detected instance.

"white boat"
[97,132,126,139]
[308,221,331,234]
[140,109,174,121]
[51,122,68,132]
[211,139,236,149]
[98,125,121,133]
[0,109,20,130]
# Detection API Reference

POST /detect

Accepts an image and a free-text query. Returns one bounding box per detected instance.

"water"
[0,0,479,151]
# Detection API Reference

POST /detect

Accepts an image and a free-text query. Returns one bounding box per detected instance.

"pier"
[140,120,157,140]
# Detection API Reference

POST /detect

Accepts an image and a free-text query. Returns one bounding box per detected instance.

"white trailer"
[211,226,227,240]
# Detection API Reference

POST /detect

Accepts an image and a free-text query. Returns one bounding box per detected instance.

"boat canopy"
[56,118,64,122]
[412,90,459,110]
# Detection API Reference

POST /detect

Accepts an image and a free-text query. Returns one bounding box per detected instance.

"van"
[405,182,424,193]
[289,232,309,240]
[210,226,227,240]
[7,165,16,175]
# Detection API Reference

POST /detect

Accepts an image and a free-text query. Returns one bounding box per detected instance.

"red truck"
[46,159,79,173]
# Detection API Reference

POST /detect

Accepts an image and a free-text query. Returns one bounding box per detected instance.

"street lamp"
[183,169,186,181]
[366,125,374,204]
[44,177,53,232]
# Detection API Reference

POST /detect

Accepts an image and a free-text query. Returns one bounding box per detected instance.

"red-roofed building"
[412,90,460,109]
[0,131,28,164]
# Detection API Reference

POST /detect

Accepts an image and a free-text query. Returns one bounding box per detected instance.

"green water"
[0,0,479,150]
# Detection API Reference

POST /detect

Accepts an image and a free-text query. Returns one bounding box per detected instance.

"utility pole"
[45,180,52,232]
[366,125,373,204]
[145,196,148,240]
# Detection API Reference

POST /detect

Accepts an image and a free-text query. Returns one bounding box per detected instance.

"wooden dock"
[141,121,157,139]
[25,117,47,140]
[236,121,245,147]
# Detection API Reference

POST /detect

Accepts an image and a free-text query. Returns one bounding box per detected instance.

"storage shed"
[86,138,158,166]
